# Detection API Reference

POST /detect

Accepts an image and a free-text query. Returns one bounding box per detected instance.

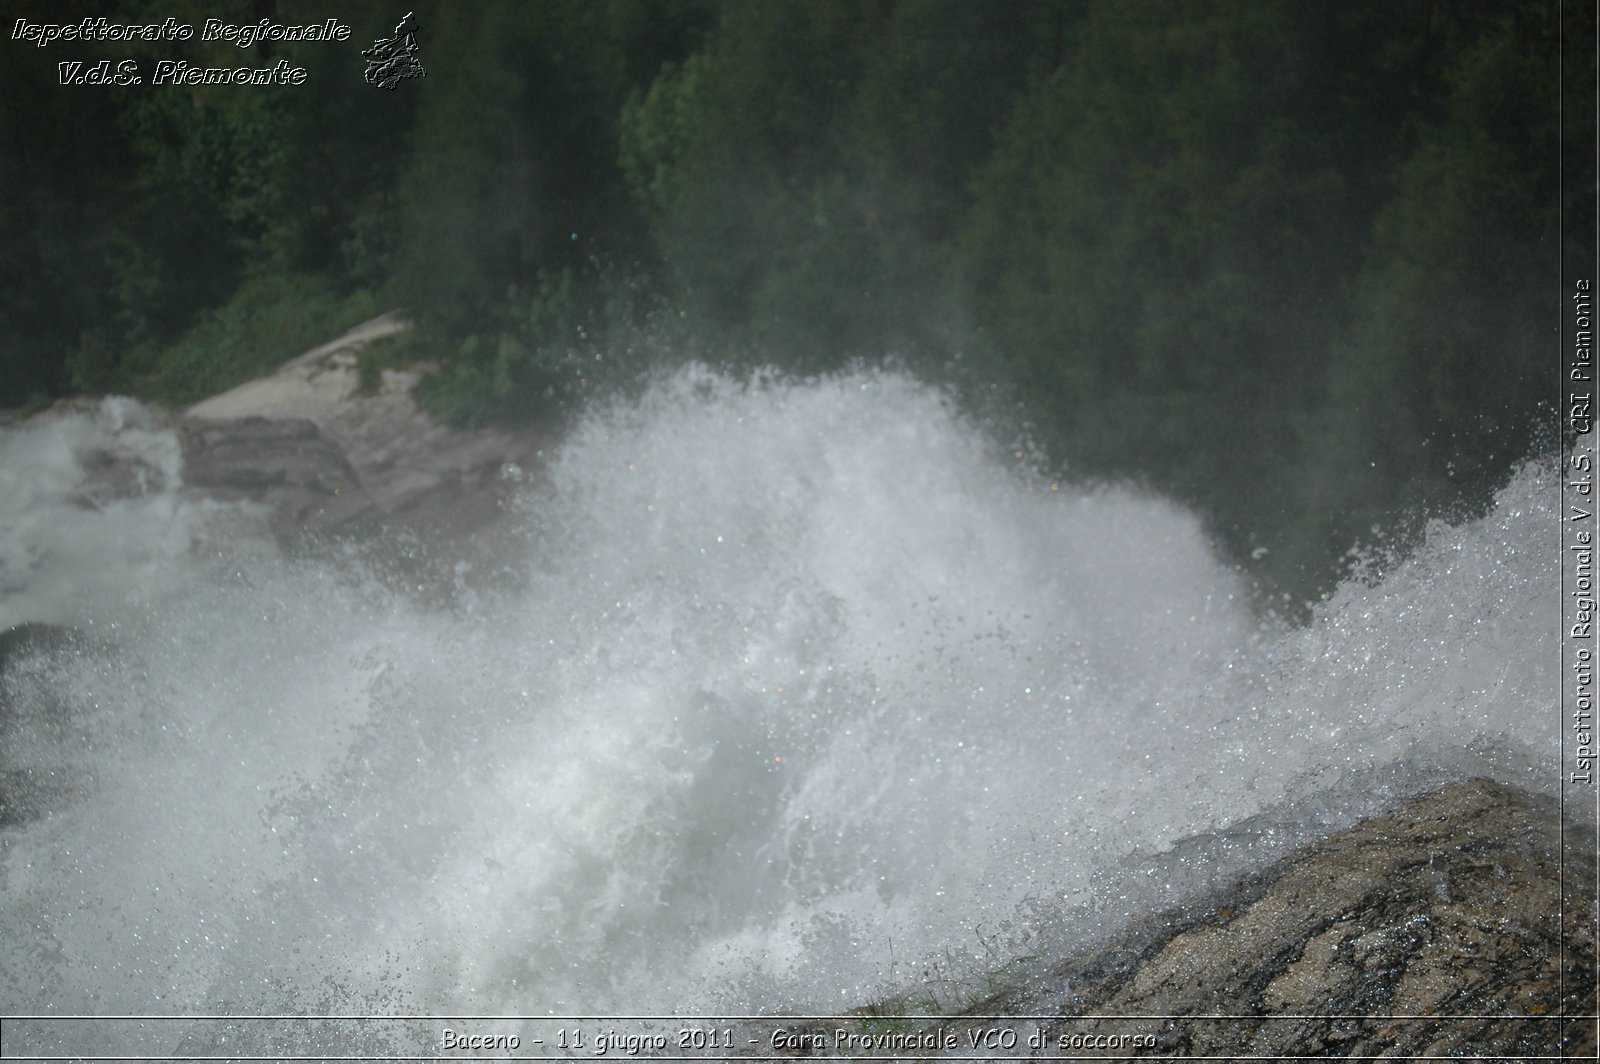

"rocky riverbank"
[5,313,553,547]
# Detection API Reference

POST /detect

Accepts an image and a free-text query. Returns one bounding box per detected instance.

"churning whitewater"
[0,367,1558,1050]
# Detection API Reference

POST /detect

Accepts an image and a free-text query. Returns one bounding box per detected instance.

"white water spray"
[0,369,1559,1054]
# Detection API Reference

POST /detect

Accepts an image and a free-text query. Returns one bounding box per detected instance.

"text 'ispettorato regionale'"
[12,16,352,86]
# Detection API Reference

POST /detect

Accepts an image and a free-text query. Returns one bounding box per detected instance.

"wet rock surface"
[828,779,1595,1059]
[178,415,374,531]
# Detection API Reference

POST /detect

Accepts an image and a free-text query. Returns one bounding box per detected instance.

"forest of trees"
[2,0,1592,605]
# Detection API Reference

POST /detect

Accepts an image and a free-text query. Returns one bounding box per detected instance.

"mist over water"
[0,368,1560,1051]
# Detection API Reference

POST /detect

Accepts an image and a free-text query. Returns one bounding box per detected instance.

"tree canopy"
[2,0,1585,605]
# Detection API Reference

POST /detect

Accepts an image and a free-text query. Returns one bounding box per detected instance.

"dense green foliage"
[2,0,1586,602]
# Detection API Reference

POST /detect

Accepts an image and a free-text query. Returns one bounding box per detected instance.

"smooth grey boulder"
[177,415,373,532]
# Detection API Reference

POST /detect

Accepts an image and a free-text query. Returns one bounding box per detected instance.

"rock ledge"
[795,779,1595,1059]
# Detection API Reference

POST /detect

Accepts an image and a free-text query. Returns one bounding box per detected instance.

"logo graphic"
[362,12,424,90]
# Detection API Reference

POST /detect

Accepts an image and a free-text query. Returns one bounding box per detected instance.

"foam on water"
[0,368,1560,1051]
[0,397,245,632]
